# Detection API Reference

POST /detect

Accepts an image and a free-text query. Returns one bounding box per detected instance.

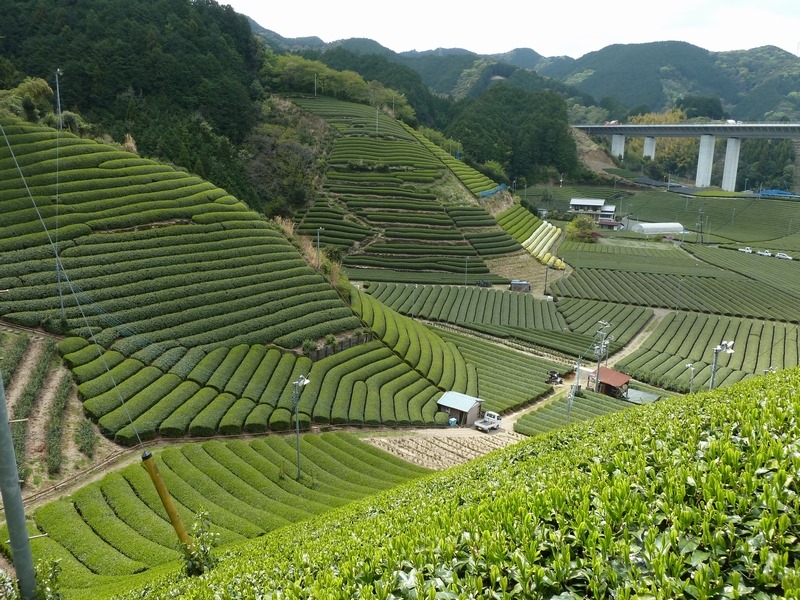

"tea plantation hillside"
[3,117,433,441]
[291,97,565,284]
[115,368,800,599]
[0,116,572,449]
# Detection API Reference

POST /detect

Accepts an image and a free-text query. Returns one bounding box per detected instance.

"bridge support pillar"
[721,137,741,192]
[695,134,716,188]
[643,136,656,159]
[611,134,625,159]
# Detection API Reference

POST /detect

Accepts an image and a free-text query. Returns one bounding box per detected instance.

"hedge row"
[188,392,238,437]
[33,499,147,575]
[71,485,179,566]
[344,255,491,274]
[77,357,146,400]
[364,242,475,256]
[157,386,218,438]
[114,380,201,445]
[83,365,164,423]
[97,373,182,435]
[0,334,31,386]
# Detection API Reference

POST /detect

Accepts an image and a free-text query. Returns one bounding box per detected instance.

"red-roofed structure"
[589,366,631,397]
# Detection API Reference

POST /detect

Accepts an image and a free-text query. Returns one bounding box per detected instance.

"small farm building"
[509,280,531,292]
[569,198,616,222]
[631,222,685,236]
[437,391,482,426]
[588,366,631,398]
[598,219,624,230]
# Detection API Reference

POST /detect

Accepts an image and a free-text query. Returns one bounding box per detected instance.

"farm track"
[607,308,670,366]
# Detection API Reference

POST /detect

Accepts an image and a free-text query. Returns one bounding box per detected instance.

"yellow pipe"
[141,450,192,549]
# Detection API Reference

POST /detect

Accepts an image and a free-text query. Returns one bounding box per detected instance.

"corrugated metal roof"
[570,198,605,206]
[437,391,481,412]
[592,366,631,388]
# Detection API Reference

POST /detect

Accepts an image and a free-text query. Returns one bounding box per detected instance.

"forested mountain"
[538,42,800,121]
[263,28,800,122]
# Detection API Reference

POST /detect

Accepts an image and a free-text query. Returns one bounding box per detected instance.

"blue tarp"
[478,183,507,198]
[760,189,799,198]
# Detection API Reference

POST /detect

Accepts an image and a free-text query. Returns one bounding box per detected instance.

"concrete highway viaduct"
[574,123,800,192]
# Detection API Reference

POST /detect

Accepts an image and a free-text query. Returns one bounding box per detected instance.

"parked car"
[775,252,793,260]
[474,411,501,433]
[738,246,752,253]
[757,250,772,256]
[475,280,492,287]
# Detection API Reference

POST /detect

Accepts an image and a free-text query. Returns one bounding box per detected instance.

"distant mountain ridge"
[253,20,800,121]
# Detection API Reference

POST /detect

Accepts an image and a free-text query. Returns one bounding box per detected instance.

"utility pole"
[0,376,37,599]
[594,321,611,392]
[696,208,705,244]
[567,356,582,422]
[316,227,324,271]
[709,341,734,390]
[292,375,310,479]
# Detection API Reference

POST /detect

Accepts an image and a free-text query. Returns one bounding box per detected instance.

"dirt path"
[606,308,669,367]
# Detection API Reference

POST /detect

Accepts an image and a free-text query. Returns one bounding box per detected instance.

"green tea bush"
[267,406,293,431]
[33,499,146,576]
[218,399,256,435]
[45,373,74,475]
[158,386,218,438]
[82,365,162,421]
[188,393,236,437]
[123,380,201,441]
[205,345,249,392]
[72,350,125,383]
[243,403,274,433]
[98,374,182,435]
[74,419,97,458]
[241,348,283,402]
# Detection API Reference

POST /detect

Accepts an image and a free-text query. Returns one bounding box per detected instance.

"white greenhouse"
[631,222,685,236]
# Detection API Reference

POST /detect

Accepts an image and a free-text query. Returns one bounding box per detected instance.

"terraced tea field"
[292,97,559,284]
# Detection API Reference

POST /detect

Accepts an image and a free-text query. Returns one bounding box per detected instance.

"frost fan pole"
[141,451,192,550]
[0,376,37,599]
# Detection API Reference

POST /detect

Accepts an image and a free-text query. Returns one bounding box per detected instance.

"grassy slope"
[116,367,800,599]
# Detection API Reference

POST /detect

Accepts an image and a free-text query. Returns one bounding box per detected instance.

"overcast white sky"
[223,0,800,58]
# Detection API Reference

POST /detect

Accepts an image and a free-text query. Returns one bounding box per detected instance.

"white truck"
[474,411,501,433]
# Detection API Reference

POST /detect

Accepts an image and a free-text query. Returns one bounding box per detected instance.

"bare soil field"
[363,426,526,470]
[485,252,572,299]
